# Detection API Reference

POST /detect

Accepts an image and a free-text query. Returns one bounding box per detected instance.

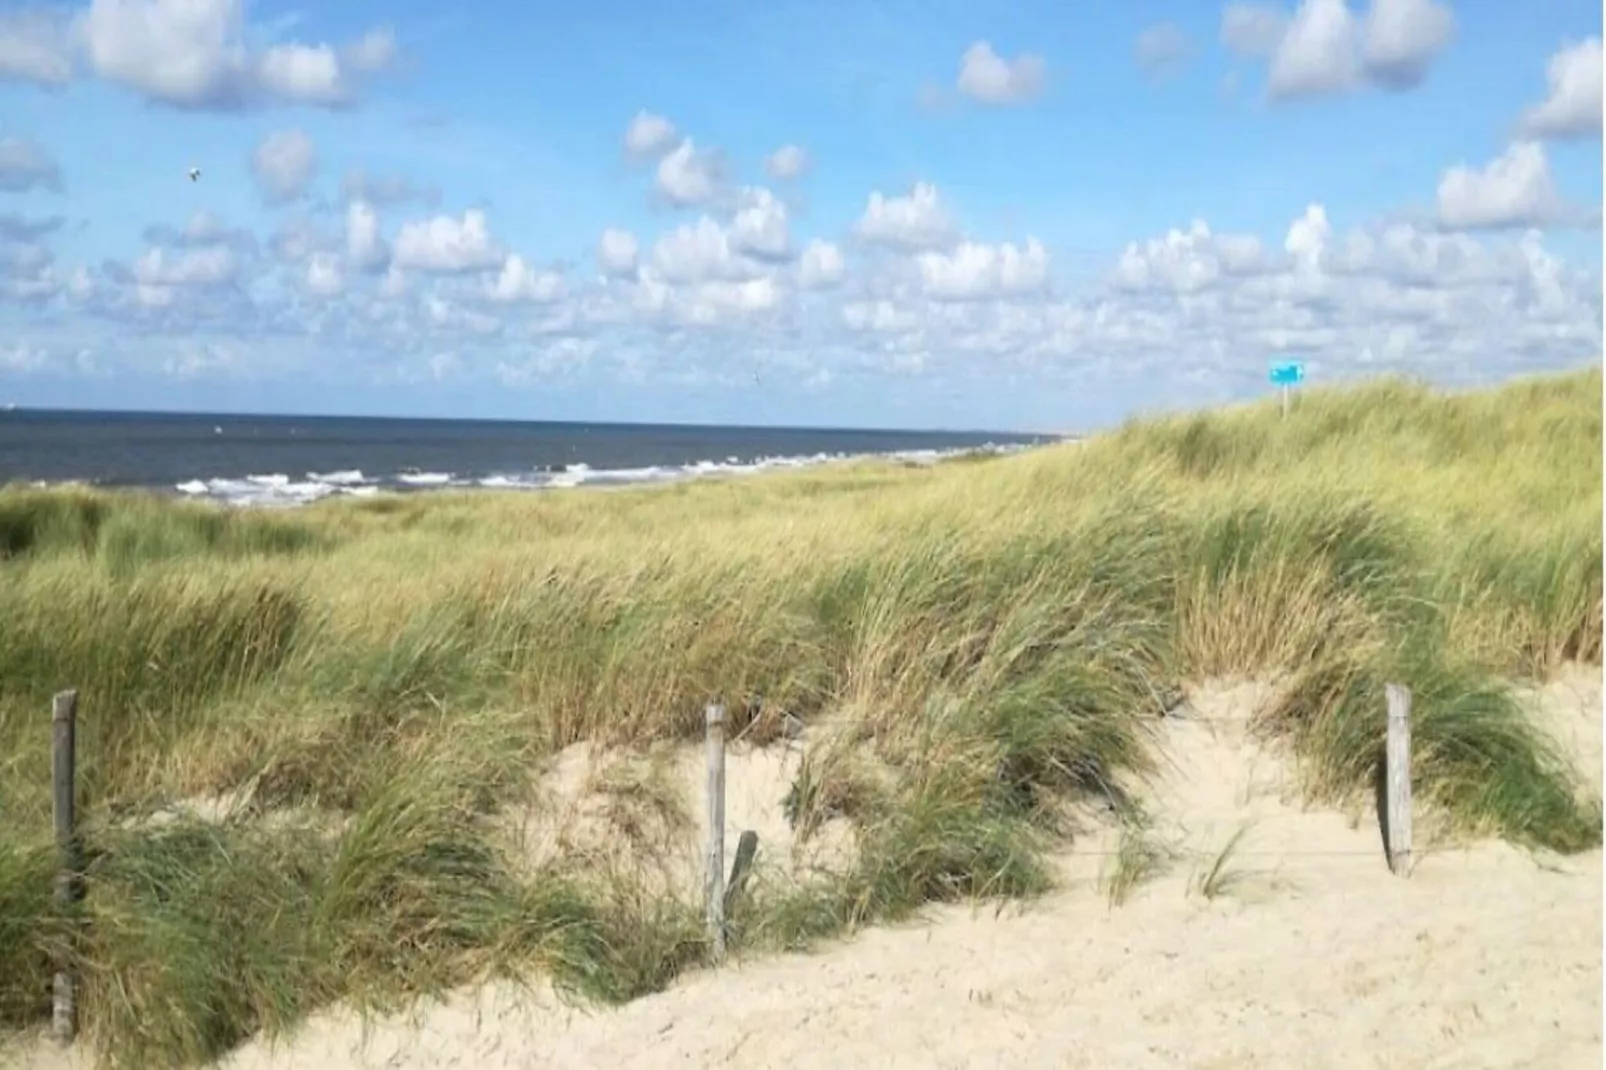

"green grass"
[0,365,1601,1067]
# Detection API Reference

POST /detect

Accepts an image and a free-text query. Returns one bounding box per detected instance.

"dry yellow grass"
[0,365,1600,1068]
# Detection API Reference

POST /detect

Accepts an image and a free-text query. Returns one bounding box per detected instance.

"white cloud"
[623,110,678,159]
[1517,38,1603,140]
[649,217,765,283]
[1267,0,1359,98]
[0,136,63,192]
[1436,142,1569,230]
[597,228,639,276]
[345,200,388,272]
[765,144,809,181]
[1135,22,1191,77]
[74,0,391,109]
[250,129,317,204]
[0,8,74,87]
[1228,0,1454,101]
[7,152,1598,406]
[304,252,344,298]
[917,238,1051,301]
[730,188,791,261]
[343,27,397,74]
[1360,0,1455,88]
[486,254,564,303]
[1113,221,1266,292]
[392,210,505,273]
[956,41,1047,105]
[798,239,845,289]
[655,138,722,206]
[132,245,238,287]
[1221,3,1287,57]
[856,182,956,252]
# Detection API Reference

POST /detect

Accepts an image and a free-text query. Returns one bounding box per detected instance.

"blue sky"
[0,0,1601,432]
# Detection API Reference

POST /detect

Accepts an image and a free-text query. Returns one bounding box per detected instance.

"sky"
[0,0,1601,433]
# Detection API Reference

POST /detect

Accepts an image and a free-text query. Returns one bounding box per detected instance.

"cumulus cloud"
[1225,0,1454,100]
[1135,22,1192,78]
[1220,2,1287,57]
[343,27,398,74]
[5,138,1598,405]
[1436,142,1577,230]
[623,110,678,160]
[1113,221,1266,292]
[730,188,792,261]
[251,129,317,204]
[649,217,766,283]
[142,209,258,254]
[655,138,723,207]
[0,8,75,88]
[392,209,505,273]
[1360,0,1456,88]
[798,239,845,289]
[486,254,565,303]
[856,182,956,252]
[597,228,639,276]
[765,144,810,181]
[67,0,393,109]
[303,252,344,298]
[0,136,63,192]
[956,41,1046,105]
[1517,38,1603,141]
[917,239,1051,301]
[345,200,389,272]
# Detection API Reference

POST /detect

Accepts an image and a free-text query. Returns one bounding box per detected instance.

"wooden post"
[704,704,727,962]
[723,830,759,919]
[1281,385,1290,420]
[1384,684,1413,877]
[51,689,80,1045]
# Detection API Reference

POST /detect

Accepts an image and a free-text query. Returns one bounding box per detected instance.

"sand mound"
[14,670,1602,1069]
[500,723,857,899]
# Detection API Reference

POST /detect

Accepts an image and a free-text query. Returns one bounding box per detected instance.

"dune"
[19,667,1577,1070]
[3,369,1601,1070]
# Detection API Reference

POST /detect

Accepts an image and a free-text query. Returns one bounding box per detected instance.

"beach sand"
[14,666,1602,1070]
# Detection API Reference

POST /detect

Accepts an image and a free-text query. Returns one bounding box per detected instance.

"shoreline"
[3,440,1049,509]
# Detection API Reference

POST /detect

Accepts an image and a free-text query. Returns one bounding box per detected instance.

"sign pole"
[1270,361,1303,419]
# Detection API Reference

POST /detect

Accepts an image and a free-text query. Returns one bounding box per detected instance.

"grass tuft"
[0,365,1599,1065]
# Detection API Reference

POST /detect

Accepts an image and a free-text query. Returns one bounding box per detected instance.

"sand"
[13,667,1603,1070]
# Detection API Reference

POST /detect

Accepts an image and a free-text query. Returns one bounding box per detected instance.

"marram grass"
[0,366,1600,1067]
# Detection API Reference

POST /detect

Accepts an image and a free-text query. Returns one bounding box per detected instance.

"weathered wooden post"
[51,689,80,1044]
[704,703,727,961]
[1384,683,1413,877]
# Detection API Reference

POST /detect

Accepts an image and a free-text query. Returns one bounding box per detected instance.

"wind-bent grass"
[0,366,1600,1067]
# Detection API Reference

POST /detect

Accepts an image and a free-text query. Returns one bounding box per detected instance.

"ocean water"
[0,409,1053,507]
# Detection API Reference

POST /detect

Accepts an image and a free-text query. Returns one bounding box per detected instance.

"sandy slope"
[14,668,1603,1070]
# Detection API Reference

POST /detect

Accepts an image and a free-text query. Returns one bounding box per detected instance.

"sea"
[0,409,1056,508]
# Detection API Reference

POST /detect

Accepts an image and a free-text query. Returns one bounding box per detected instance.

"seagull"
[188,167,201,182]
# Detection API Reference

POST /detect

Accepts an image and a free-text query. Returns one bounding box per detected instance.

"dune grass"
[0,366,1601,1067]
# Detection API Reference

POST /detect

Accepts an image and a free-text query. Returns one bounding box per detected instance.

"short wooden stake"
[724,830,759,920]
[51,689,80,1045]
[704,704,727,961]
[1384,683,1413,877]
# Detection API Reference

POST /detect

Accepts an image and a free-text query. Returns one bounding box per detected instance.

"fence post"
[51,689,80,1045]
[704,703,727,962]
[1384,684,1413,877]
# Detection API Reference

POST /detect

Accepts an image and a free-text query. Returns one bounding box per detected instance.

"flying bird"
[188,167,201,182]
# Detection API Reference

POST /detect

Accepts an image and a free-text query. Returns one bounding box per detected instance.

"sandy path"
[13,669,1602,1070]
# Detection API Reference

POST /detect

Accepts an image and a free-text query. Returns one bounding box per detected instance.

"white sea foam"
[147,442,1037,508]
